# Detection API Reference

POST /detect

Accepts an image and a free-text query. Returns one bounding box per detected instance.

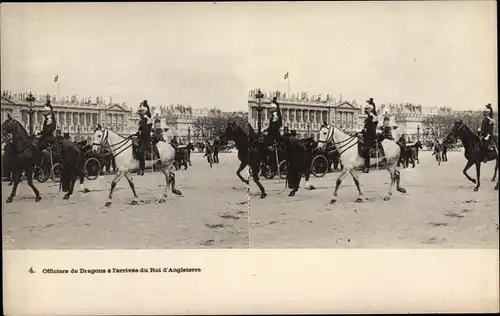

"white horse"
[316,125,406,203]
[91,125,181,206]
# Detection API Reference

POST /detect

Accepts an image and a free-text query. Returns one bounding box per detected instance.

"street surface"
[2,152,249,249]
[249,151,499,248]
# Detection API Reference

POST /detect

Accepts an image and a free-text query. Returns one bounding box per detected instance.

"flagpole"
[287,75,290,98]
[57,81,60,102]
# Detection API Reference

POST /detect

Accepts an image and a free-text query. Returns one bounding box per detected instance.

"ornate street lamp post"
[255,89,265,136]
[417,125,420,141]
[187,126,191,144]
[26,92,36,136]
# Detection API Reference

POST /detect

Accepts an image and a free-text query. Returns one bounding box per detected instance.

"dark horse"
[1,116,83,202]
[411,140,424,164]
[1,116,41,203]
[220,121,267,198]
[446,120,499,191]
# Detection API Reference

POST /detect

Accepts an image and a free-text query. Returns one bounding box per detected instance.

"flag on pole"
[284,72,289,80]
[54,75,59,82]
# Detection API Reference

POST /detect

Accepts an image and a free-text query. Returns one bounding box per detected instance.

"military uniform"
[263,97,283,147]
[382,116,393,140]
[361,98,378,173]
[479,104,494,161]
[136,100,153,175]
[37,99,57,151]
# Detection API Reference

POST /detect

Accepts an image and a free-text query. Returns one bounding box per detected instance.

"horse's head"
[316,125,334,149]
[91,124,108,153]
[2,115,27,143]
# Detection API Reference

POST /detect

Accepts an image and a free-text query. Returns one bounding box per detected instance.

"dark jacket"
[40,112,57,137]
[480,107,494,137]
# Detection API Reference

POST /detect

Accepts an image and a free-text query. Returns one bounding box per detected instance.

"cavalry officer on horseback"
[479,103,495,162]
[263,97,283,146]
[136,100,153,176]
[36,97,57,152]
[382,115,393,140]
[361,97,378,173]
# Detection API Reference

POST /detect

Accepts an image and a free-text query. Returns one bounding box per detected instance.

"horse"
[1,116,81,202]
[445,120,499,191]
[316,125,406,203]
[397,143,414,168]
[91,125,181,206]
[411,140,423,164]
[220,121,266,198]
[1,116,41,203]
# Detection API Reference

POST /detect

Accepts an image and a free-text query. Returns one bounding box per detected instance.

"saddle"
[358,133,385,158]
[132,134,160,161]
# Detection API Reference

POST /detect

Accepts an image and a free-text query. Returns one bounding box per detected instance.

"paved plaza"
[2,153,249,249]
[249,151,499,248]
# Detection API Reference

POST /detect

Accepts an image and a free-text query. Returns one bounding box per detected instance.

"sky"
[1,2,497,111]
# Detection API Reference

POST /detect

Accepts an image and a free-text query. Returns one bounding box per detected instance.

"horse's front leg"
[330,168,349,204]
[473,161,481,192]
[25,167,41,202]
[6,169,22,203]
[236,161,249,185]
[463,160,476,184]
[105,171,125,207]
[251,163,266,199]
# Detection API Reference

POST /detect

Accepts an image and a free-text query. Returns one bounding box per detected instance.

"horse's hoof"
[383,196,391,201]
[330,199,337,204]
[244,180,250,185]
[82,188,91,193]
[159,198,166,203]
[35,196,42,202]
[260,192,267,199]
[105,201,112,207]
[131,200,138,205]
[308,185,316,190]
[63,195,70,200]
[172,189,182,196]
[471,179,477,184]
[495,185,499,191]
[288,191,296,197]
[6,198,13,203]
[473,187,479,192]
[355,197,363,203]
[397,188,407,194]
[491,178,496,182]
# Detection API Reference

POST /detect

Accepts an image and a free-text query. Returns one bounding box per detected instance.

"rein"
[319,126,360,156]
[92,128,135,159]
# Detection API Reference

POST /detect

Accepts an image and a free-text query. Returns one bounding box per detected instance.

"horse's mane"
[458,122,480,143]
[3,118,29,138]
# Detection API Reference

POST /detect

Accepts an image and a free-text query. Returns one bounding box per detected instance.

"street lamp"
[307,122,310,136]
[255,89,265,136]
[26,92,36,136]
[417,125,420,141]
[187,126,191,144]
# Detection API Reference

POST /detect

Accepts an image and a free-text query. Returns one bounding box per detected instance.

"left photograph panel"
[1,3,249,249]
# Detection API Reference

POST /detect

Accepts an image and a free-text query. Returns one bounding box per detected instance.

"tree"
[193,111,248,140]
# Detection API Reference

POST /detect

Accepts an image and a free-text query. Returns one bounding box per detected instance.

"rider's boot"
[363,149,370,173]
[138,154,145,176]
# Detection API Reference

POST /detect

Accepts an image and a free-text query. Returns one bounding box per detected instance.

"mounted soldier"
[36,96,57,152]
[263,97,283,147]
[135,100,153,175]
[479,103,495,162]
[360,97,378,173]
[382,115,393,140]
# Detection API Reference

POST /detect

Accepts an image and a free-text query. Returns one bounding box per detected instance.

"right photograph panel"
[247,2,498,249]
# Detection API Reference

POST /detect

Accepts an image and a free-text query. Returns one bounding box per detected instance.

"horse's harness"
[317,126,360,156]
[92,128,135,159]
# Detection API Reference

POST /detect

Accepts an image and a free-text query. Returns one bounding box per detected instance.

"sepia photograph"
[246,1,498,249]
[1,3,249,249]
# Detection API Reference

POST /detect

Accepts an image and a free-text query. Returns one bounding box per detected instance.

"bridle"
[317,125,360,155]
[92,127,134,158]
